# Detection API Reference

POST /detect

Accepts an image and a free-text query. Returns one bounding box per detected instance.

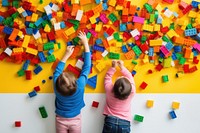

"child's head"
[113,77,132,100]
[56,72,77,96]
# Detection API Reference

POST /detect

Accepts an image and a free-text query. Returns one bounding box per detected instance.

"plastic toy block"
[155,64,163,71]
[17,69,25,77]
[34,86,40,92]
[92,101,99,108]
[47,55,56,63]
[4,47,12,56]
[132,45,142,56]
[108,13,117,22]
[179,57,186,65]
[39,106,48,118]
[160,46,170,57]
[28,90,37,98]
[122,45,128,53]
[22,35,31,48]
[9,28,19,41]
[25,70,32,80]
[146,100,154,108]
[75,59,84,70]
[66,64,81,77]
[133,16,145,24]
[172,101,180,109]
[169,110,177,119]
[189,66,198,73]
[43,42,54,51]
[108,52,120,59]
[193,57,199,64]
[15,121,21,127]
[119,23,126,32]
[162,75,169,82]
[184,28,197,36]
[95,62,106,72]
[184,47,192,58]
[34,65,43,74]
[38,52,46,62]
[93,45,105,52]
[99,13,109,24]
[22,60,30,70]
[48,49,54,55]
[140,81,148,89]
[148,69,153,74]
[26,48,38,56]
[142,24,154,32]
[87,75,97,89]
[134,114,144,122]
[130,29,140,38]
[80,0,92,5]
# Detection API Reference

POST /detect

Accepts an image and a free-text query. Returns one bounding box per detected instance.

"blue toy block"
[103,0,108,2]
[120,23,126,32]
[60,21,66,29]
[34,65,43,74]
[87,75,97,89]
[67,41,73,46]
[132,70,137,75]
[172,52,177,60]
[26,28,33,35]
[22,60,30,70]
[184,28,197,36]
[136,7,140,11]
[104,32,109,38]
[174,46,182,53]
[95,0,101,4]
[122,45,128,53]
[48,49,54,55]
[35,17,44,27]
[33,29,38,34]
[3,26,13,34]
[28,90,37,98]
[165,42,174,51]
[26,10,33,16]
[38,52,46,62]
[49,2,53,7]
[191,1,199,8]
[93,44,105,52]
[2,0,9,6]
[102,3,108,10]
[148,47,154,56]
[0,16,5,23]
[193,50,198,56]
[169,110,177,119]
[173,12,179,18]
[47,14,52,20]
[22,11,28,17]
[42,80,46,83]
[157,16,162,24]
[96,39,103,45]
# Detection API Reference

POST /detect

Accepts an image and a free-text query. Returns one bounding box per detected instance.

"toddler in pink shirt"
[102,60,136,133]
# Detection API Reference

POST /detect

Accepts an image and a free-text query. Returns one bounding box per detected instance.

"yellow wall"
[0,0,200,93]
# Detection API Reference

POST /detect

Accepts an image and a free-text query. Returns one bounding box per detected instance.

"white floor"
[0,94,200,133]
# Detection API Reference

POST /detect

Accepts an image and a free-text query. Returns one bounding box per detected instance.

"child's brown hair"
[56,72,77,96]
[113,77,132,100]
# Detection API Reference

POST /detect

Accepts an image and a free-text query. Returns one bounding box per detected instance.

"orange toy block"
[134,23,142,31]
[70,46,81,59]
[103,39,110,49]
[9,28,19,41]
[129,5,136,15]
[124,50,135,60]
[51,58,60,70]
[122,8,129,16]
[154,46,160,53]
[80,0,92,6]
[37,44,43,51]
[184,47,192,58]
[80,15,88,24]
[71,4,80,16]
[26,16,31,21]
[93,4,103,13]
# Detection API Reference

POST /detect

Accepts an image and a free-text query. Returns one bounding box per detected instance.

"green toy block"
[29,23,35,28]
[186,23,193,29]
[43,42,54,51]
[175,53,183,60]
[73,37,80,45]
[141,36,147,43]
[13,1,20,8]
[113,32,120,40]
[39,106,48,118]
[39,0,43,4]
[162,75,169,82]
[158,57,164,63]
[144,3,153,13]
[132,60,138,65]
[108,52,120,59]
[17,69,25,77]
[154,10,159,19]
[191,18,195,23]
[57,43,61,49]
[170,23,175,30]
[108,13,117,22]
[179,57,186,65]
[87,32,92,39]
[162,35,170,42]
[132,45,142,56]
[134,114,144,122]
[12,12,19,19]
[47,55,56,62]
[149,14,155,23]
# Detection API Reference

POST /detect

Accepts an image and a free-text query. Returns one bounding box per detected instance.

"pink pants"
[56,114,81,133]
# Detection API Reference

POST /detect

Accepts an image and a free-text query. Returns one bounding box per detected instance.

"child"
[102,60,136,133]
[53,31,91,133]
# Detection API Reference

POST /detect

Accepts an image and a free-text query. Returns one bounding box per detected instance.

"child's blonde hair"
[56,72,77,96]
[113,78,132,100]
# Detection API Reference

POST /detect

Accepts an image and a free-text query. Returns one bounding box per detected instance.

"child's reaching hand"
[78,31,90,52]
[117,60,124,69]
[66,46,75,57]
[112,60,117,68]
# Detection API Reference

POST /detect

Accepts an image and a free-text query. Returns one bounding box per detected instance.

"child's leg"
[56,115,69,133]
[102,116,118,133]
[68,114,82,133]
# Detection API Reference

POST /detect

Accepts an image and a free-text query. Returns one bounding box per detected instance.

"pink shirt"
[103,67,136,122]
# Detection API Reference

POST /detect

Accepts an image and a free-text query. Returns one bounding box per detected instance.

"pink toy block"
[163,0,174,4]
[193,43,200,52]
[133,16,145,24]
[160,46,170,56]
[99,13,109,24]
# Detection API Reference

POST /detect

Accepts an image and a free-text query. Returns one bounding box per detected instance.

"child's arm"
[104,60,117,91]
[53,46,74,84]
[118,61,136,93]
[77,31,91,87]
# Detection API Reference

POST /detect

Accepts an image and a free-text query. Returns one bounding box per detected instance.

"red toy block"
[15,121,21,127]
[25,70,32,80]
[193,57,199,64]
[183,64,189,73]
[155,64,163,71]
[182,5,192,15]
[189,66,198,73]
[140,44,149,53]
[140,81,148,89]
[160,26,169,33]
[148,69,153,74]
[106,27,115,36]
[113,20,120,27]
[34,86,40,92]
[66,64,81,77]
[92,101,99,108]
[47,31,56,41]
[0,37,6,48]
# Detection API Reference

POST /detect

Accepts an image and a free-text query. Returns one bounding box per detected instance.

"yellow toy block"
[108,0,116,7]
[44,24,51,32]
[155,4,162,13]
[172,101,180,109]
[56,0,64,4]
[17,7,25,14]
[95,22,103,32]
[86,24,92,29]
[115,42,122,47]
[22,35,31,48]
[188,11,197,18]
[31,13,38,22]
[177,19,188,26]
[57,12,63,18]
[163,57,172,67]
[142,24,153,32]
[146,100,154,108]
[37,38,43,44]
[71,0,79,4]
[96,62,106,72]
[13,48,24,53]
[142,54,149,64]
[166,29,179,38]
[89,16,97,24]
[115,5,123,10]
[161,19,171,27]
[150,39,162,46]
[54,44,59,51]
[64,27,75,36]
[181,25,187,30]
[26,48,38,55]
[154,24,160,31]
[37,6,45,13]
[42,38,48,43]
[17,31,24,39]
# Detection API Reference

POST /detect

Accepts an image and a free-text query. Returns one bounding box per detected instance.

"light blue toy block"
[120,23,126,32]
[184,28,197,36]
[148,47,154,56]
[165,42,174,51]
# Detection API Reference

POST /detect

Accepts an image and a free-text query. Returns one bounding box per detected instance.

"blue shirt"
[53,52,91,118]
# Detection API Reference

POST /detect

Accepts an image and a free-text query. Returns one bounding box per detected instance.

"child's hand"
[112,60,117,68]
[117,60,124,69]
[65,46,74,57]
[78,31,90,52]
